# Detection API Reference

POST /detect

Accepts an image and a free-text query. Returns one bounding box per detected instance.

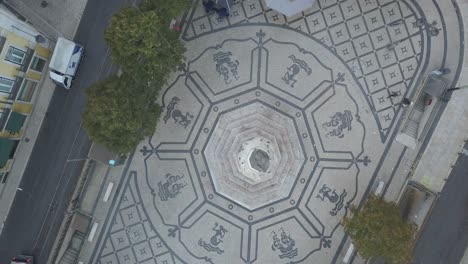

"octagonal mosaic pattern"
[92,0,464,263]
[204,102,305,210]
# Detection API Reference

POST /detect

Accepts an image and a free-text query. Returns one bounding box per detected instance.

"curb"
[0,59,56,235]
[46,159,95,264]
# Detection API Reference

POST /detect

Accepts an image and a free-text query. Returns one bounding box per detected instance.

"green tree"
[342,195,416,264]
[104,6,186,85]
[141,0,191,22]
[83,1,189,153]
[82,75,161,153]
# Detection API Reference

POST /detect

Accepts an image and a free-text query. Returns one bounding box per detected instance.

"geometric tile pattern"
[96,24,375,263]
[98,173,177,264]
[183,0,427,141]
[91,0,464,263]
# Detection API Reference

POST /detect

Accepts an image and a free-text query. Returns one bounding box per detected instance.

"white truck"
[48,37,84,89]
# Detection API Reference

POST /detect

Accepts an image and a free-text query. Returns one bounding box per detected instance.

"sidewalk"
[0,0,89,234]
[3,0,87,39]
[340,0,468,261]
[462,249,468,264]
[382,0,468,200]
[47,158,128,264]
[0,69,55,234]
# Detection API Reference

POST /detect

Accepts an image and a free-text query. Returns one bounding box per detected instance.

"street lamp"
[446,85,468,92]
[10,25,46,43]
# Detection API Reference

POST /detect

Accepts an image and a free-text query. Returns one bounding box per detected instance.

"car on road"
[11,255,33,264]
[49,37,84,89]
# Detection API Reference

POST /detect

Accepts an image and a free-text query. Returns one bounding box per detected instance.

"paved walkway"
[69,0,466,263]
[3,0,87,39]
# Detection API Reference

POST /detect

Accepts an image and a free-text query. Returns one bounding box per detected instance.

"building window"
[30,56,46,72]
[5,47,26,65]
[17,79,36,102]
[0,77,14,93]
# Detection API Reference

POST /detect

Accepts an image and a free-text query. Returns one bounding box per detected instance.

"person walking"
[217,7,229,18]
[402,98,411,106]
[387,92,399,99]
[203,0,216,12]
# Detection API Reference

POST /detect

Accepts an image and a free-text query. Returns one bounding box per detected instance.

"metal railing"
[399,75,430,137]
[48,159,95,264]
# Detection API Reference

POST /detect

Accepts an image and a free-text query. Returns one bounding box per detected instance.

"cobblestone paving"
[91,0,464,263]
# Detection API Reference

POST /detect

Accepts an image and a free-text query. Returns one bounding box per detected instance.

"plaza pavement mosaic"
[91,0,465,263]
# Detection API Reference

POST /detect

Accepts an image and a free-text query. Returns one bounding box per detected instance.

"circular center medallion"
[237,137,274,183]
[249,148,270,173]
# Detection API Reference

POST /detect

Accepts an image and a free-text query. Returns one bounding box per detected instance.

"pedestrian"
[402,98,411,106]
[387,92,399,99]
[203,0,216,13]
[388,20,402,27]
[217,7,229,18]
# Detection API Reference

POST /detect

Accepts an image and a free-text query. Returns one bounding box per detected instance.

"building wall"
[0,5,52,175]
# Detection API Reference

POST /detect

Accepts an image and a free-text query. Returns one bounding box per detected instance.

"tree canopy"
[83,0,189,153]
[141,0,191,22]
[82,75,161,154]
[104,5,186,84]
[342,195,416,264]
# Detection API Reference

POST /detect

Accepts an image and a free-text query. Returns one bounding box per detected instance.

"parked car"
[48,37,84,89]
[11,255,33,264]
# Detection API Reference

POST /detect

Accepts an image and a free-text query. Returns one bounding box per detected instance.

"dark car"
[11,255,33,264]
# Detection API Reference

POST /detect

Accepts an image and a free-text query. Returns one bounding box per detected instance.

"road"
[413,142,468,264]
[0,0,125,263]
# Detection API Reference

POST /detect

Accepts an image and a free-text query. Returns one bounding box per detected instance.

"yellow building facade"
[0,6,52,181]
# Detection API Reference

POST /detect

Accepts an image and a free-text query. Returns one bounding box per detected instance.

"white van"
[48,37,84,89]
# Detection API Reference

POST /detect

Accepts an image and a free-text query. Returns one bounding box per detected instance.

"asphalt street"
[0,0,125,263]
[413,142,468,264]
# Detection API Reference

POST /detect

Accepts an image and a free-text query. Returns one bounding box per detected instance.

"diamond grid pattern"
[182,0,425,137]
[98,179,175,264]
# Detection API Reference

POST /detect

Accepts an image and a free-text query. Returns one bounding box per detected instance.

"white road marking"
[96,47,111,82]
[103,182,114,202]
[87,222,99,242]
[343,243,354,263]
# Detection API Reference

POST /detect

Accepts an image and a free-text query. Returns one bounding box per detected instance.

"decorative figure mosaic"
[163,97,194,129]
[316,184,347,216]
[157,173,187,201]
[322,110,353,138]
[271,228,298,259]
[282,55,312,88]
[198,223,228,254]
[213,51,240,85]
